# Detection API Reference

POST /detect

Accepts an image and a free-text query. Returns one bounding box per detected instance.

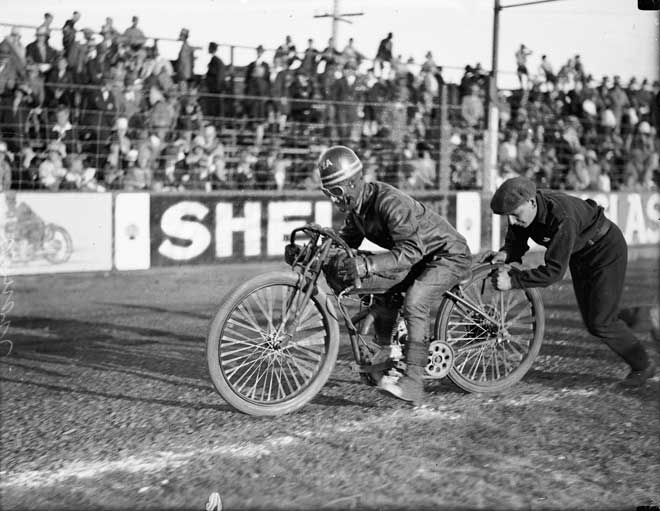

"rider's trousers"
[362,254,472,367]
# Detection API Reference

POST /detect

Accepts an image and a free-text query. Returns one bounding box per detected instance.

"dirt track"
[1,255,659,511]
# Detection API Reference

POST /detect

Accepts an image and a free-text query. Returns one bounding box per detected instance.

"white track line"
[0,405,463,489]
[0,388,601,489]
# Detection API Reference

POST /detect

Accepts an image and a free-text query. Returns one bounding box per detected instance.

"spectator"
[101,17,120,43]
[62,11,81,58]
[374,32,393,77]
[176,28,195,88]
[565,153,590,190]
[123,16,146,50]
[45,56,75,108]
[244,45,270,122]
[342,38,364,69]
[15,147,39,189]
[97,25,118,64]
[49,105,79,155]
[608,76,630,131]
[274,35,297,67]
[123,145,152,190]
[515,44,532,89]
[582,149,600,188]
[37,13,54,41]
[461,83,484,129]
[0,141,12,190]
[25,26,57,75]
[38,142,67,190]
[539,54,556,86]
[60,153,85,190]
[4,26,26,67]
[205,41,226,119]
[331,64,361,143]
[103,142,124,189]
[300,38,319,76]
[319,37,341,69]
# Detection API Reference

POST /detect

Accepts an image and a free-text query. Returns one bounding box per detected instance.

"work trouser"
[357,254,472,367]
[569,223,649,371]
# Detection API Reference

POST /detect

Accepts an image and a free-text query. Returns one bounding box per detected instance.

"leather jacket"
[338,181,472,274]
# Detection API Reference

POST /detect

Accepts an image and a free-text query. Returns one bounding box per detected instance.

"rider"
[314,145,472,404]
[4,192,46,259]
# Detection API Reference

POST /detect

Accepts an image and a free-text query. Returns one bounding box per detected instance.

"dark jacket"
[25,40,58,65]
[339,181,471,273]
[502,189,610,288]
[206,55,226,93]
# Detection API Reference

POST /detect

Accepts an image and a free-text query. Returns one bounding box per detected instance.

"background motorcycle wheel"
[207,271,340,416]
[43,224,73,264]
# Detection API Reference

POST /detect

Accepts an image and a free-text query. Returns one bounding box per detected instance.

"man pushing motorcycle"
[288,145,472,404]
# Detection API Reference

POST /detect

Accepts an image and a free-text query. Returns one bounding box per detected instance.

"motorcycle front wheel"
[207,271,340,416]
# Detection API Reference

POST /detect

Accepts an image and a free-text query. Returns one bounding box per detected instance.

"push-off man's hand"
[493,268,512,290]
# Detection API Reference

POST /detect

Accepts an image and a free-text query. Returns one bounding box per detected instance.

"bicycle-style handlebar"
[289,223,362,289]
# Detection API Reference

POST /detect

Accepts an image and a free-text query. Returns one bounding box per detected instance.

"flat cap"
[490,177,536,214]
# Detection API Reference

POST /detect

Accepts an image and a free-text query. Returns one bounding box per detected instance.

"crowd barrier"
[0,191,658,276]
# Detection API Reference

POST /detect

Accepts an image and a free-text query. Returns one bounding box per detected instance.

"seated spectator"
[103,142,125,190]
[60,153,85,190]
[565,153,590,190]
[232,147,257,190]
[49,105,79,155]
[202,124,224,159]
[122,148,152,190]
[451,133,480,189]
[185,136,211,189]
[585,149,602,190]
[461,83,484,129]
[15,147,39,189]
[147,87,176,142]
[38,142,67,190]
[209,152,230,190]
[405,143,436,190]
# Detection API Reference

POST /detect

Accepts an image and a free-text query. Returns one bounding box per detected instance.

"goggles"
[320,184,347,199]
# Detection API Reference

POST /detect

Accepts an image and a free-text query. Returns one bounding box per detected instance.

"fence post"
[437,84,451,217]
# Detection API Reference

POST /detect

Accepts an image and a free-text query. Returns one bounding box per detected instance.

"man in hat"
[287,145,472,404]
[486,176,656,387]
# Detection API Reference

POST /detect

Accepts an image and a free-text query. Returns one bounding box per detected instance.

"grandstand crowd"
[0,11,658,193]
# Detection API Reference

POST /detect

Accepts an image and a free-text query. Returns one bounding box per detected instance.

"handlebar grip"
[353,276,362,289]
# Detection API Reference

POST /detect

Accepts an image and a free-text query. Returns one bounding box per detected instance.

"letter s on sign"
[158,201,211,260]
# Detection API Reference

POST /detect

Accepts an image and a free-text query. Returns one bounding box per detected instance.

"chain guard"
[425,340,454,379]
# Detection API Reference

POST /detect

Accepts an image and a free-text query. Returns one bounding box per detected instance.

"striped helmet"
[318,146,363,187]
